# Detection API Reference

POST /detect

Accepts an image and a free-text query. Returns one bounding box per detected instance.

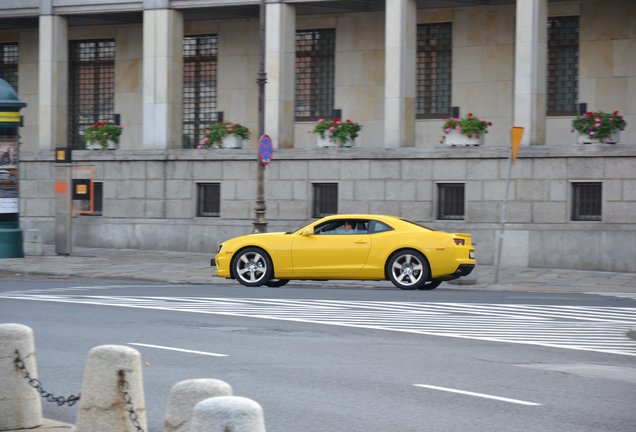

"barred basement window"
[183,35,218,149]
[197,183,220,217]
[0,42,19,90]
[312,183,338,218]
[547,16,579,116]
[68,39,116,149]
[571,182,601,221]
[295,29,335,120]
[437,183,465,220]
[416,23,452,118]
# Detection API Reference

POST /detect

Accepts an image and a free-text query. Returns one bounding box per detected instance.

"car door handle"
[354,240,368,244]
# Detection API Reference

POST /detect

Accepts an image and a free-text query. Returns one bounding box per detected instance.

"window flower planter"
[442,130,484,146]
[221,135,244,149]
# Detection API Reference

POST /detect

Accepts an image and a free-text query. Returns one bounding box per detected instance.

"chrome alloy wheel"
[388,250,430,290]
[234,249,271,286]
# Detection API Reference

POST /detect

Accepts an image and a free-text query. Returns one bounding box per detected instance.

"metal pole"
[253,0,268,233]
[494,153,514,284]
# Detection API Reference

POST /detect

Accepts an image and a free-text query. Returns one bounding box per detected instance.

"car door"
[291,219,371,277]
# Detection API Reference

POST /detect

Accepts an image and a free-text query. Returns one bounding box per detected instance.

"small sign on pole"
[258,134,273,166]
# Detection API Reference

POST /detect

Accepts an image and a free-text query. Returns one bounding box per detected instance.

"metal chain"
[118,370,145,432]
[13,350,81,407]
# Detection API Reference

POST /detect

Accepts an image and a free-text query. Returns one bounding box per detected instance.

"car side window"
[369,220,394,234]
[314,220,369,235]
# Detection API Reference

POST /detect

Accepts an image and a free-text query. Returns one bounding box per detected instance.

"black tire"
[417,280,442,291]
[387,249,431,290]
[264,279,290,287]
[232,247,273,287]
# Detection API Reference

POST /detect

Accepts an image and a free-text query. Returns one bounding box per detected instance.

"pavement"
[1,245,636,294]
[1,245,636,431]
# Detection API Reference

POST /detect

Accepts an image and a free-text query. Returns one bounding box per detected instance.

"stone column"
[164,379,233,432]
[143,8,183,149]
[513,0,548,146]
[384,0,416,148]
[265,2,296,149]
[38,14,67,150]
[189,396,266,432]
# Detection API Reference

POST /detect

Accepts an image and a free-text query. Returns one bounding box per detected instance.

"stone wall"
[19,145,636,272]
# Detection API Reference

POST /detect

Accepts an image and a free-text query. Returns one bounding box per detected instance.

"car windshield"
[399,218,434,231]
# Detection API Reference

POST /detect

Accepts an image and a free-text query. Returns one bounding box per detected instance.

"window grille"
[183,34,218,149]
[68,39,116,149]
[312,183,338,218]
[197,183,220,217]
[0,42,19,90]
[295,29,335,120]
[547,16,579,116]
[437,183,465,220]
[416,23,452,118]
[572,182,601,221]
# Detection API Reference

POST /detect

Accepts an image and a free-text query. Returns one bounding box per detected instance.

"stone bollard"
[189,396,266,432]
[0,323,42,431]
[75,345,147,432]
[164,379,233,432]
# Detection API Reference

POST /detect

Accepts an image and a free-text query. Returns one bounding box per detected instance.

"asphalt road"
[1,279,636,432]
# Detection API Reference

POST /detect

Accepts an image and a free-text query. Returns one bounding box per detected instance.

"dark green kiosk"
[0,78,26,258]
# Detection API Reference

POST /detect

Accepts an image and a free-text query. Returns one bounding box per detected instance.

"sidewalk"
[1,245,636,293]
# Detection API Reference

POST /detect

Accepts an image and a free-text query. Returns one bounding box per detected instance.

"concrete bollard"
[0,323,43,431]
[75,345,147,432]
[164,379,233,432]
[189,396,266,432]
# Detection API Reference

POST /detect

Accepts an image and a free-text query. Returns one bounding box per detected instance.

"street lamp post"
[253,0,268,233]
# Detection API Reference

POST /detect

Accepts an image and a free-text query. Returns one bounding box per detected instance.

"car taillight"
[453,238,465,245]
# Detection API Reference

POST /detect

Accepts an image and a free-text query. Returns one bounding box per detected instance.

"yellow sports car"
[214,214,476,290]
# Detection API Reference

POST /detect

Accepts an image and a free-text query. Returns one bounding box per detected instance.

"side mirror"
[302,228,314,236]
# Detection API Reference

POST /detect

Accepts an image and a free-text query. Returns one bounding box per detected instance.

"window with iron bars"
[68,39,116,149]
[0,42,18,91]
[416,23,452,118]
[183,34,218,149]
[571,182,602,221]
[312,183,338,218]
[295,29,335,120]
[547,16,579,116]
[437,183,465,220]
[197,183,221,217]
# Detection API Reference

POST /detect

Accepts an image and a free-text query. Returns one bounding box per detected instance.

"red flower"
[467,112,473,117]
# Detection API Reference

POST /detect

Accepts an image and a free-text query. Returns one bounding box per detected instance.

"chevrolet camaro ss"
[213,214,476,290]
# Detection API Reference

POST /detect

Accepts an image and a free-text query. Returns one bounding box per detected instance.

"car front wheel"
[388,249,431,290]
[232,247,273,287]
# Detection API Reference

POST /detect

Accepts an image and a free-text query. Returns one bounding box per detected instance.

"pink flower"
[201,137,209,144]
[455,126,461,132]
[318,118,324,123]
[444,128,450,133]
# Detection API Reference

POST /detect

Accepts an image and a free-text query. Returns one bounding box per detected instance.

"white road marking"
[3,293,636,356]
[128,343,228,357]
[413,384,541,406]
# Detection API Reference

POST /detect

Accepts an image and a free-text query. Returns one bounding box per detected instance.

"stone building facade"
[0,0,634,272]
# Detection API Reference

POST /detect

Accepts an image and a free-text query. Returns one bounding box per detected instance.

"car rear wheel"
[388,249,430,290]
[417,280,442,290]
[232,247,273,287]
[264,279,290,287]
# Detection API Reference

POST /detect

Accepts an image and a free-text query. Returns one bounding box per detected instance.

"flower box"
[577,132,620,145]
[572,111,626,145]
[441,113,490,147]
[86,139,118,150]
[222,135,244,149]
[443,130,484,146]
[314,117,361,148]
